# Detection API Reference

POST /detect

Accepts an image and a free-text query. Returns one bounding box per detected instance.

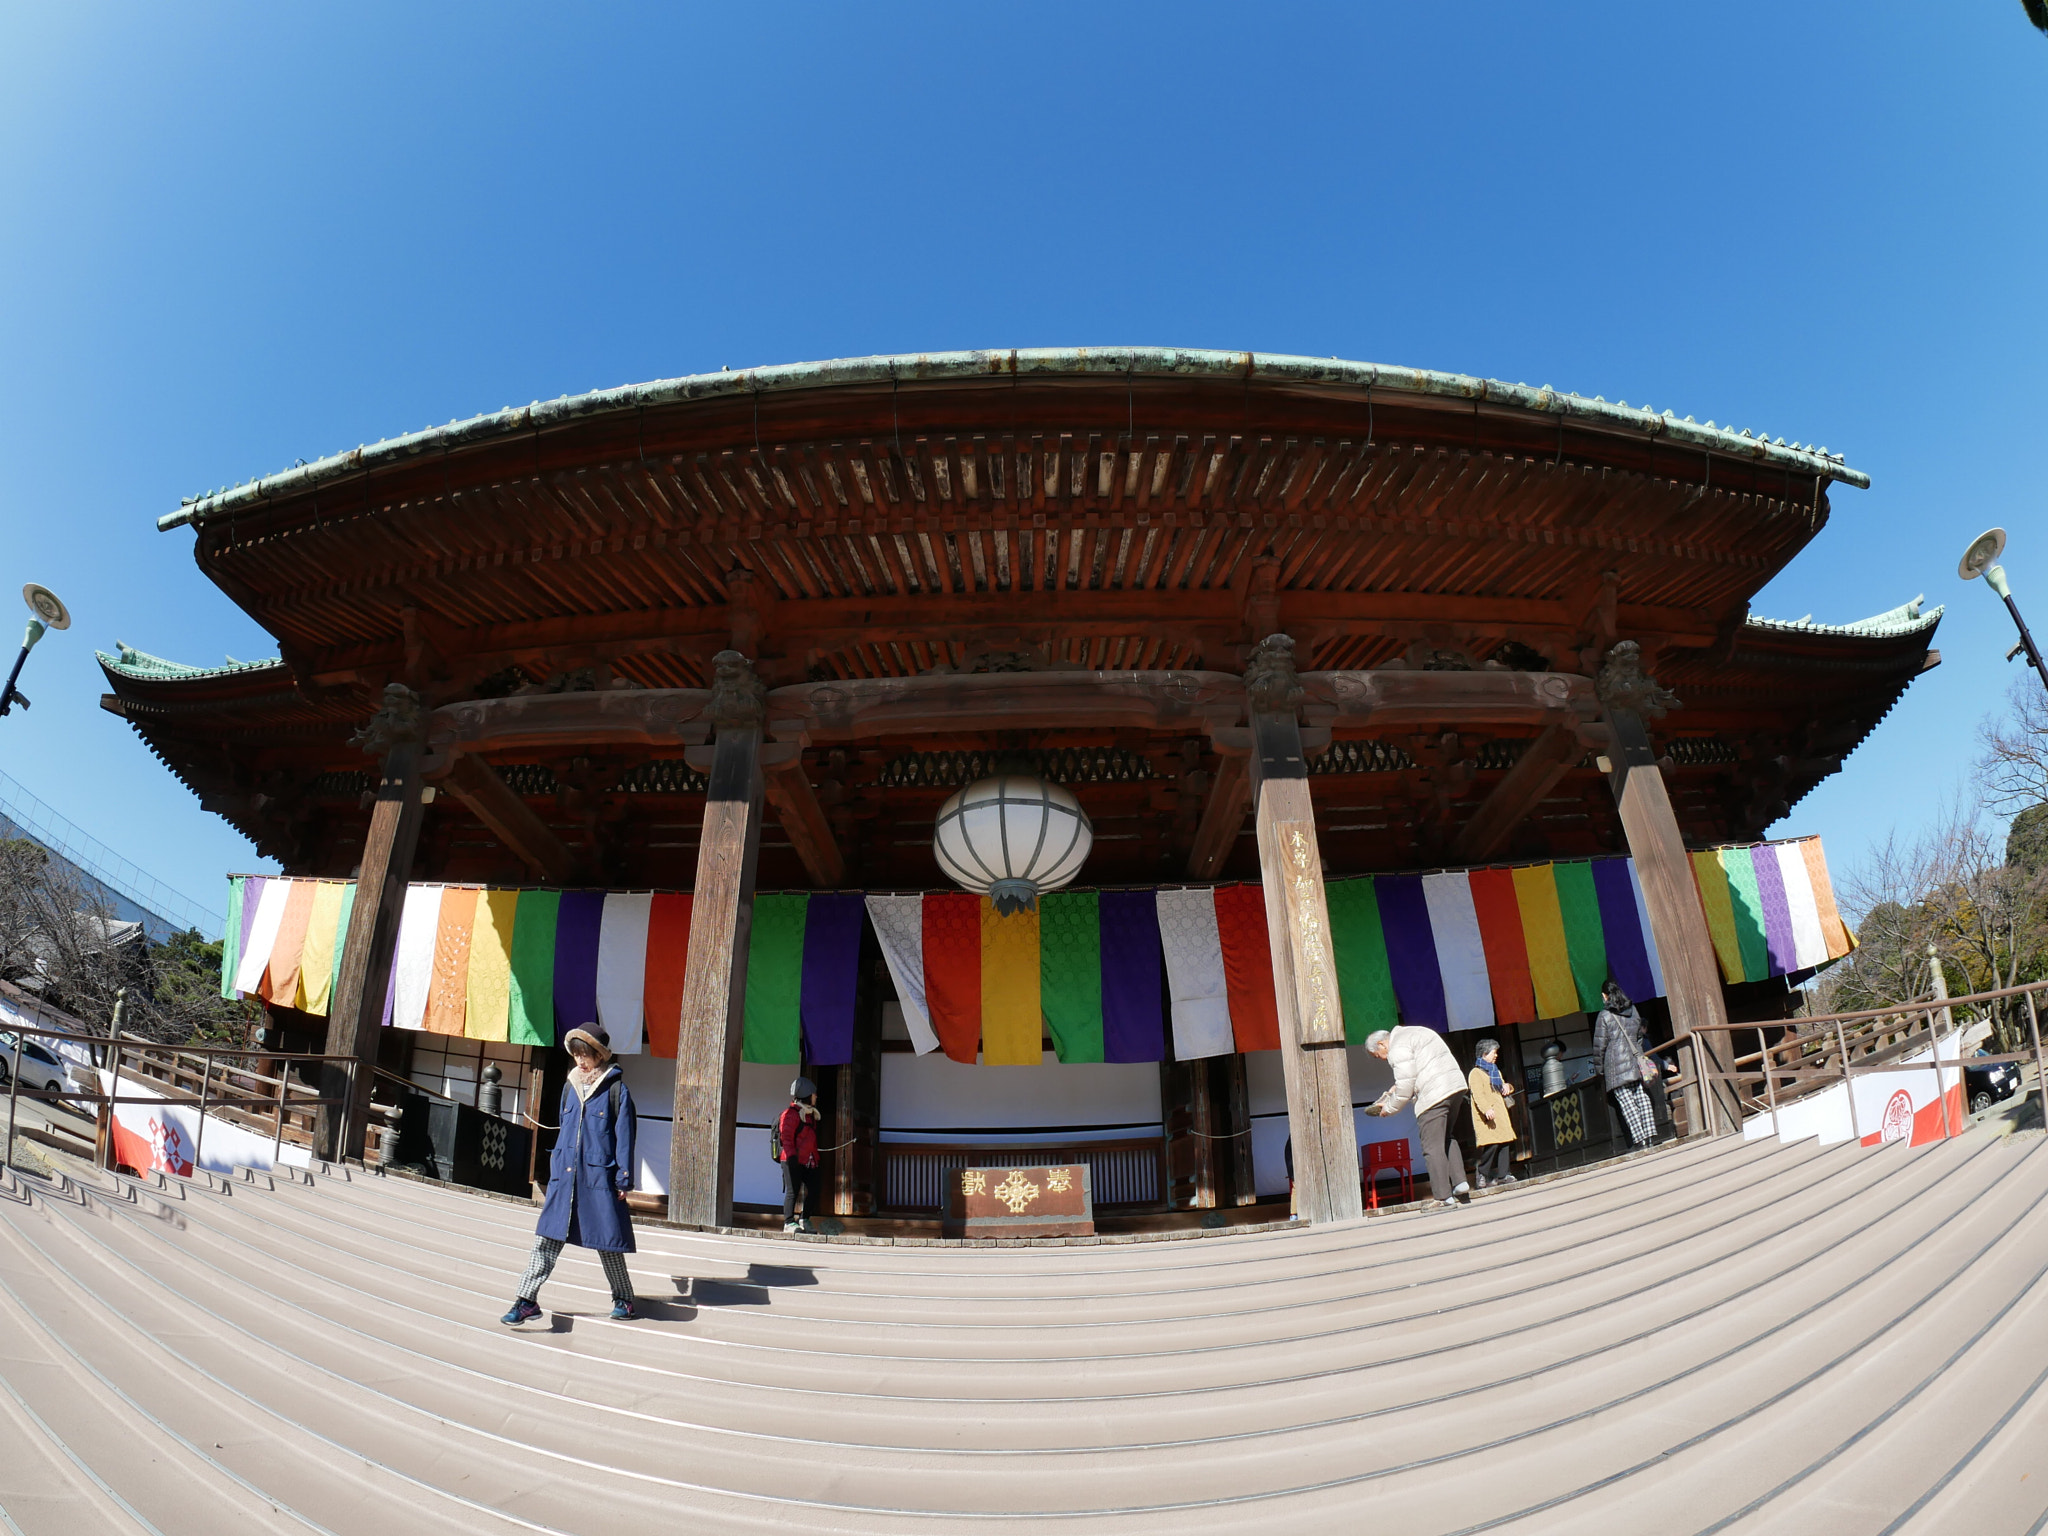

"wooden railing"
[879,1138,1164,1213]
[2,1020,360,1173]
[1648,978,2048,1141]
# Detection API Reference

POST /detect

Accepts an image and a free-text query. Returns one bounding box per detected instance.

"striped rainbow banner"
[220,836,1853,1067]
[219,878,866,1065]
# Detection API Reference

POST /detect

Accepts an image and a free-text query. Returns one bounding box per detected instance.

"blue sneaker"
[610,1298,637,1321]
[500,1298,541,1326]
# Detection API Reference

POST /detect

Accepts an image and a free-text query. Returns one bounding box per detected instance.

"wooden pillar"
[1214,1054,1256,1206]
[668,653,767,1228]
[1245,636,1362,1225]
[322,685,428,1161]
[1597,643,1741,1134]
[832,953,883,1216]
[1162,1056,1217,1209]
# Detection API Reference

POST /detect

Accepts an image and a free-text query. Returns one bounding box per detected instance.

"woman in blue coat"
[501,1024,639,1323]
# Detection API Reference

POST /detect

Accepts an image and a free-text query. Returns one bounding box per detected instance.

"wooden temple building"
[102,349,1940,1229]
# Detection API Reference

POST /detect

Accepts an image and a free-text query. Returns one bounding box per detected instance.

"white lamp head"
[21,584,69,630]
[1959,528,2007,583]
[933,774,1093,915]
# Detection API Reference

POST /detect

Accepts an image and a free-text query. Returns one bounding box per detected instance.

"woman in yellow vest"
[1469,1038,1518,1188]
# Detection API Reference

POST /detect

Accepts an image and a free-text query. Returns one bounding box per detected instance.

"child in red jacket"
[776,1077,822,1233]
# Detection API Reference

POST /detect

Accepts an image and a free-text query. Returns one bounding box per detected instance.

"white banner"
[1743,1031,1964,1148]
[98,1068,311,1177]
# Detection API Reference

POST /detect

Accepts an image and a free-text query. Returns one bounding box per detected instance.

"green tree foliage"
[1813,804,2048,1053]
[0,837,260,1046]
[151,928,264,1046]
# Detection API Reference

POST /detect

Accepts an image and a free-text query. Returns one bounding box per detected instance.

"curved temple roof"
[159,346,1867,532]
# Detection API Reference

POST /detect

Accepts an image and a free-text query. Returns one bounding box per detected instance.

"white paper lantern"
[933,775,1093,915]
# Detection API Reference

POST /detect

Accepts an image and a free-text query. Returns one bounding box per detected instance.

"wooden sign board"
[945,1164,1095,1239]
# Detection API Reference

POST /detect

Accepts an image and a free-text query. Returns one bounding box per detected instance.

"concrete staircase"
[3,1129,2046,1534]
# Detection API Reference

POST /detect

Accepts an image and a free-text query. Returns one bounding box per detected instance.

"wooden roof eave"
[157,349,1869,536]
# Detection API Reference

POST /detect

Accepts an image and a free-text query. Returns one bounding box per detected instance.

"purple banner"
[1591,859,1655,1003]
[1750,846,1798,977]
[799,892,866,1066]
[1099,889,1165,1063]
[1374,875,1447,1030]
[552,890,606,1034]
[237,877,265,980]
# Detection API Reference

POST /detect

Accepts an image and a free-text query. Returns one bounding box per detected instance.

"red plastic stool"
[1362,1138,1414,1207]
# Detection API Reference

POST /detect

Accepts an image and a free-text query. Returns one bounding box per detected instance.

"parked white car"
[0,1030,68,1097]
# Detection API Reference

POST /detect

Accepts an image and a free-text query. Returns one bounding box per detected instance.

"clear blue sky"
[2,3,2042,925]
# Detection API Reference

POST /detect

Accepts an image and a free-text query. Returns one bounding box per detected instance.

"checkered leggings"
[516,1235,633,1306]
[1612,1083,1657,1147]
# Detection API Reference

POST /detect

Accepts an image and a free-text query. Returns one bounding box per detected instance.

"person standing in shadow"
[1593,981,1659,1151]
[1469,1038,1518,1189]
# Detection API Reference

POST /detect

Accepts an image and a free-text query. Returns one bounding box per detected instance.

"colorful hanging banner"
[640,892,694,1060]
[1324,876,1397,1042]
[741,893,810,1065]
[217,835,1850,1066]
[1157,886,1233,1061]
[799,892,866,1066]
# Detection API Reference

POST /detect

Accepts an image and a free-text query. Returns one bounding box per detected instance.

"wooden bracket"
[440,753,578,884]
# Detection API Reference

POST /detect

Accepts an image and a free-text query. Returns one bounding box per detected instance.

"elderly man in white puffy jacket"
[1364,1026,1473,1207]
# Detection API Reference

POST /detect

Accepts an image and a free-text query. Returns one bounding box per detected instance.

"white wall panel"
[880,1050,1161,1144]
[611,1054,792,1207]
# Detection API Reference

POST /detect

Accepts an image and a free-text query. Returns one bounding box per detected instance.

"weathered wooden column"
[322,685,428,1161]
[669,653,767,1227]
[1596,643,1742,1134]
[1245,636,1362,1224]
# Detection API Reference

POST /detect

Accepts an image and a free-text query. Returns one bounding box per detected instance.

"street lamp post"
[0,585,71,718]
[1960,528,2048,693]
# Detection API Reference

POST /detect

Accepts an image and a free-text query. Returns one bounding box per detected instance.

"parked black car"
[1965,1053,2023,1115]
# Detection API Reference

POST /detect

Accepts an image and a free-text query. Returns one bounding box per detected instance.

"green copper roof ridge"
[98,643,285,681]
[158,347,1871,532]
[1746,597,1943,639]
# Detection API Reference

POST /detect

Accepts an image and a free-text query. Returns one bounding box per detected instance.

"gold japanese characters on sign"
[1281,820,1342,1043]
[946,1163,1094,1238]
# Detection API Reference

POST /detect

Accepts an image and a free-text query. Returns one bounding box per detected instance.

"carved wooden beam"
[410,668,1602,763]
[1185,753,1250,880]
[421,689,710,766]
[439,752,578,884]
[308,595,1718,687]
[1447,719,1586,864]
[767,671,1245,744]
[762,753,846,888]
[1301,668,1596,729]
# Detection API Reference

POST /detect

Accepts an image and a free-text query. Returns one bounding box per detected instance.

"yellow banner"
[297,881,346,1016]
[465,889,519,1042]
[1511,864,1578,1020]
[979,898,1043,1065]
[1691,850,1743,984]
